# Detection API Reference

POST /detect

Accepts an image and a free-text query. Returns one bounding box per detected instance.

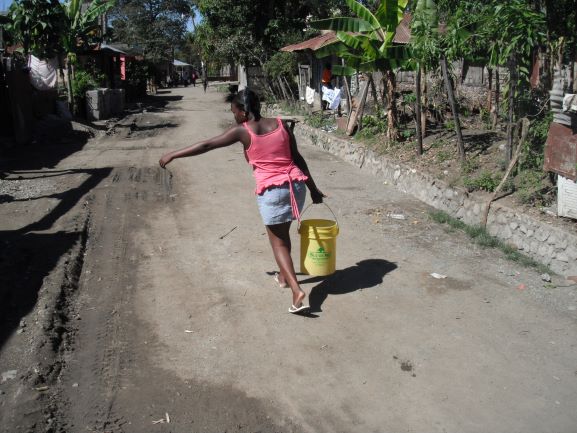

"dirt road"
[1,87,577,433]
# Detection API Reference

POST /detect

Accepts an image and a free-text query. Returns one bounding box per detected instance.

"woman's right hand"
[159,153,174,168]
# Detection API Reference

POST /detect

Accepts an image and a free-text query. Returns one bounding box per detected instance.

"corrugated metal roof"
[280,32,339,52]
[393,13,412,45]
[173,59,191,66]
[280,15,413,53]
[100,43,127,55]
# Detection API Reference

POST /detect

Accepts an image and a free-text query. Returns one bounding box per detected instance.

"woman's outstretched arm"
[159,126,244,168]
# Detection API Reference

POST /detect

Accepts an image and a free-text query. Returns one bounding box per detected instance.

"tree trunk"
[342,59,352,115]
[487,67,493,115]
[415,65,423,156]
[420,64,427,138]
[440,55,465,161]
[282,76,296,102]
[492,68,500,129]
[547,30,554,90]
[274,79,284,100]
[506,56,517,162]
[573,60,577,93]
[482,118,530,228]
[347,76,369,136]
[265,79,277,102]
[277,77,290,102]
[385,69,399,142]
[343,74,352,116]
[57,55,66,95]
[66,55,74,115]
[574,0,577,91]
[369,73,379,109]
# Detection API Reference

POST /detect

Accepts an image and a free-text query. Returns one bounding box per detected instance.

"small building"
[280,31,344,110]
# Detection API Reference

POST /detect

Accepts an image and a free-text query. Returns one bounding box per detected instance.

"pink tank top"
[243,118,308,220]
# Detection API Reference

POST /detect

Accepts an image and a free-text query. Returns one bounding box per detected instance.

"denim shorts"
[256,181,306,226]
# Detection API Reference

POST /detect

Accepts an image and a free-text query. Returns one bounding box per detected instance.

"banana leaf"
[344,0,381,30]
[311,17,375,33]
[331,64,357,76]
[375,0,408,33]
[314,41,352,59]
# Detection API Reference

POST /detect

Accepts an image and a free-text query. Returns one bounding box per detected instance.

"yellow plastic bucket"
[298,205,339,276]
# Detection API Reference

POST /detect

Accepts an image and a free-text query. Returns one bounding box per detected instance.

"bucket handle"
[299,202,339,229]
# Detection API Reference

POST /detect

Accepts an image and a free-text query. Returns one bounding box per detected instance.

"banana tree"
[7,0,65,59]
[311,0,409,141]
[61,0,115,112]
[409,0,441,154]
[410,0,472,161]
[485,0,546,162]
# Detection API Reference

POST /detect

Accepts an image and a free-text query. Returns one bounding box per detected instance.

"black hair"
[229,88,261,120]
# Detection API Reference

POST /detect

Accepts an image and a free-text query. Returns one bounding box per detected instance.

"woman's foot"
[289,303,309,314]
[274,272,287,288]
[289,290,309,313]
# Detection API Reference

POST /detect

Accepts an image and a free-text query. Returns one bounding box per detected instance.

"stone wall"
[294,123,577,276]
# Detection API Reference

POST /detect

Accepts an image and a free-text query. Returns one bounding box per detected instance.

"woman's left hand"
[159,153,174,168]
[311,188,326,204]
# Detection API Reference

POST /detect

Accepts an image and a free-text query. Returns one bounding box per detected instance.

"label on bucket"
[308,247,331,263]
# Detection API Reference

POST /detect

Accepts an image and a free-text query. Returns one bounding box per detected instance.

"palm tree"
[61,0,115,111]
[312,0,410,141]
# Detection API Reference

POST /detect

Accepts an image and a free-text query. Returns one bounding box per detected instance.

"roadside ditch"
[293,122,577,277]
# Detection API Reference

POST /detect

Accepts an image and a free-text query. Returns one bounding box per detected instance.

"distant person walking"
[322,63,333,89]
[159,89,325,314]
[191,70,197,87]
[321,64,334,110]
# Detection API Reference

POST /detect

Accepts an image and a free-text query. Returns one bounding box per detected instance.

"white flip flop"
[288,304,310,314]
[274,272,287,288]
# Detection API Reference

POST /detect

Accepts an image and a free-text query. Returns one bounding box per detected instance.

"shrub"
[461,159,480,174]
[263,52,297,79]
[516,170,548,205]
[305,112,333,129]
[71,70,101,100]
[360,112,388,135]
[463,170,500,192]
[400,128,415,140]
[520,112,552,171]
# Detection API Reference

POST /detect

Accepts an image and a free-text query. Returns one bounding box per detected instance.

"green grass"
[428,210,552,274]
[461,159,480,175]
[436,150,452,163]
[430,138,448,149]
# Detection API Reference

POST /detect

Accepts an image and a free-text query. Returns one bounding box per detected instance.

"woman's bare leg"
[266,222,306,307]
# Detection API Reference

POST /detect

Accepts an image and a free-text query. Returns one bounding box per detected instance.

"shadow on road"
[464,132,500,155]
[126,93,184,114]
[1,130,93,175]
[0,167,112,351]
[301,259,397,313]
[0,231,82,350]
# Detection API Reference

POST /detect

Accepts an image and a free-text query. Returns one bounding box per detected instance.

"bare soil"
[1,87,577,433]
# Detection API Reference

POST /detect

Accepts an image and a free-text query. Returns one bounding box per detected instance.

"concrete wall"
[294,123,577,276]
[86,88,125,121]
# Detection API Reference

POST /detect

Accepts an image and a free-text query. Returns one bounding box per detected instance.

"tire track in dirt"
[55,166,173,433]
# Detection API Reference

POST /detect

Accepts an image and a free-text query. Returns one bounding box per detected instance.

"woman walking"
[159,89,324,313]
